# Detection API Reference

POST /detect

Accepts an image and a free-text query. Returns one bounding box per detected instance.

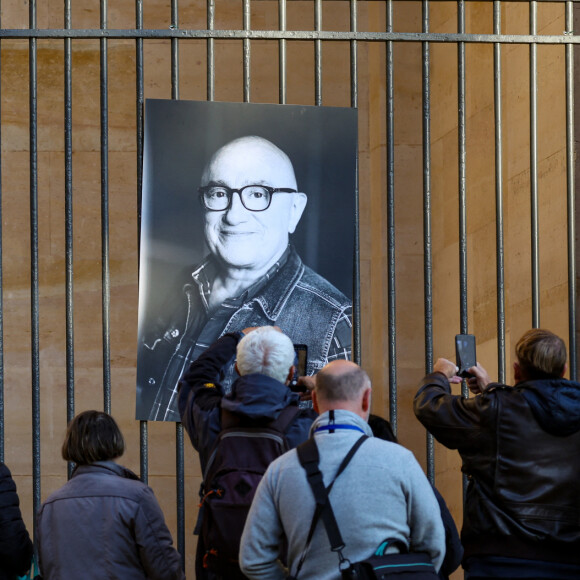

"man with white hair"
[239,360,445,580]
[178,325,317,579]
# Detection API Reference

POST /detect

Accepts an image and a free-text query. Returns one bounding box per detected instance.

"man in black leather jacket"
[414,328,580,580]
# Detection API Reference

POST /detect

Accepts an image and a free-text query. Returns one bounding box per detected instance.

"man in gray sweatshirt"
[239,359,445,580]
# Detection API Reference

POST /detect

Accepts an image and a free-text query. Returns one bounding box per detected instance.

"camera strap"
[289,434,368,579]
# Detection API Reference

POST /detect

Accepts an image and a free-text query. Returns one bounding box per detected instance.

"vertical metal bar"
[350,0,361,368]
[278,0,286,104]
[243,0,250,102]
[314,0,322,105]
[0,0,4,463]
[494,1,506,384]
[176,421,185,569]
[530,1,540,328]
[171,0,185,567]
[29,0,41,533]
[386,0,397,435]
[136,0,144,229]
[207,0,215,101]
[422,0,435,483]
[350,0,357,109]
[565,2,577,380]
[176,428,185,566]
[65,0,75,480]
[458,0,468,341]
[136,0,149,485]
[171,0,179,101]
[457,0,468,500]
[100,0,112,415]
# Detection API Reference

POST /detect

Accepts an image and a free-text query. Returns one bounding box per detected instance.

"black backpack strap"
[270,405,301,434]
[291,434,368,579]
[220,407,241,430]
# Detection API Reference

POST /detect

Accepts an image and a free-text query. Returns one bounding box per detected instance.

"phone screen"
[290,344,308,391]
[455,334,476,378]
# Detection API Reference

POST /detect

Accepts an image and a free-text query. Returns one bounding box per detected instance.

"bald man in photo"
[137,136,352,421]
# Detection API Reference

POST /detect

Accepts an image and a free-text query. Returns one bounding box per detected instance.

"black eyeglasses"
[198,184,297,212]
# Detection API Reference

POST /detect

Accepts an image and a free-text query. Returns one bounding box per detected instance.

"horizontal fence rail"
[0,30,579,43]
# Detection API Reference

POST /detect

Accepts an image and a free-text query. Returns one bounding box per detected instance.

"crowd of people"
[2,325,579,580]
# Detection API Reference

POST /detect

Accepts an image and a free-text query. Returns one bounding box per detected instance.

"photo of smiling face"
[136,100,357,422]
[200,136,308,274]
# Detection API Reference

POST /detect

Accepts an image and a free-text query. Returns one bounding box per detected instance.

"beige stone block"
[465,43,494,119]
[174,41,209,102]
[503,3,532,36]
[392,1,422,34]
[430,42,459,141]
[3,296,34,369]
[394,144,424,227]
[432,243,462,346]
[465,1,494,35]
[1,0,30,29]
[469,222,501,343]
[538,283,571,339]
[502,46,532,181]
[1,42,31,153]
[395,257,429,366]
[361,2,386,34]
[430,2,459,34]
[393,43,423,146]
[285,42,315,106]
[536,3,567,35]
[321,43,353,108]
[465,116,496,233]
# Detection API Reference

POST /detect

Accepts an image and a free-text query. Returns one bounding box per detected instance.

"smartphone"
[455,334,476,378]
[289,344,308,392]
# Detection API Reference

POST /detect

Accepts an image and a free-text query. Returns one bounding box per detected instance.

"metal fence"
[0,0,577,575]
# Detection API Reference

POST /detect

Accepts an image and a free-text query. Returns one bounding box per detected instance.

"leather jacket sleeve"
[414,372,498,455]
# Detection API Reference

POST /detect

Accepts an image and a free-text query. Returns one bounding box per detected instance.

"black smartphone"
[289,344,308,392]
[455,334,477,378]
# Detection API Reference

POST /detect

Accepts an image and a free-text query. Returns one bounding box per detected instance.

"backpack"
[197,404,301,579]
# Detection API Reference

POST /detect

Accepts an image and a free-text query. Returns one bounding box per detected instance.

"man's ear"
[285,365,296,386]
[312,390,320,415]
[287,192,307,234]
[361,387,371,415]
[235,362,240,377]
[562,363,568,378]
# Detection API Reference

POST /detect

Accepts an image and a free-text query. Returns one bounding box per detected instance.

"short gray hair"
[316,364,371,402]
[236,327,295,384]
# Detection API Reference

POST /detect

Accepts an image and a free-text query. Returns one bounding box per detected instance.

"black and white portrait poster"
[136,99,357,421]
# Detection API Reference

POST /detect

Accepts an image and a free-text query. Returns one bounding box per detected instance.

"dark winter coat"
[36,461,184,580]
[178,331,317,580]
[414,372,580,576]
[0,462,33,580]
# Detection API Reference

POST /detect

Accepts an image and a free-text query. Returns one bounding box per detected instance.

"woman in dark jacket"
[0,462,33,580]
[36,410,185,580]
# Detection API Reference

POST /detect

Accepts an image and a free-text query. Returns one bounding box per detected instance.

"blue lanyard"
[314,424,366,434]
